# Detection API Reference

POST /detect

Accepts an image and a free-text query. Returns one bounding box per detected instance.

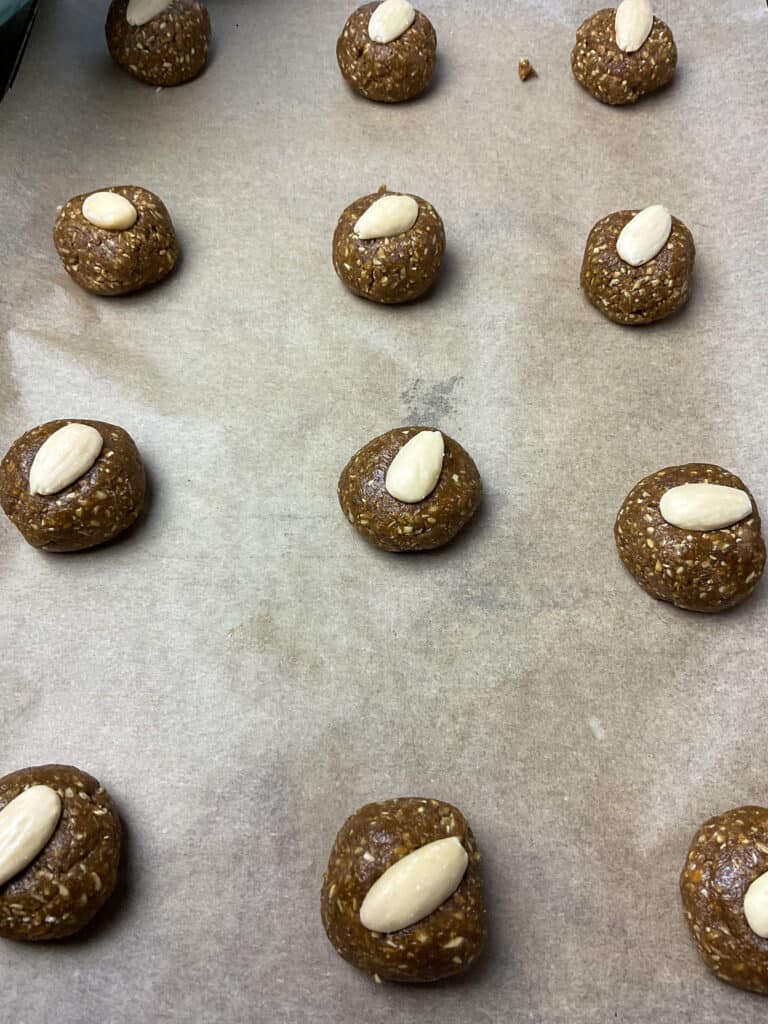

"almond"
[368,0,416,45]
[616,205,672,266]
[353,194,419,241]
[359,837,468,933]
[744,872,768,938]
[0,786,62,886]
[82,192,138,231]
[385,430,444,503]
[615,0,653,53]
[29,422,104,497]
[126,0,172,27]
[659,483,752,532]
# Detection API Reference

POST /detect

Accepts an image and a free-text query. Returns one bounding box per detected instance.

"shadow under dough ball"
[615,464,765,612]
[571,7,676,105]
[321,797,486,982]
[54,186,179,296]
[0,419,146,552]
[337,1,436,102]
[106,0,211,87]
[333,189,445,304]
[0,765,121,941]
[338,426,481,552]
[681,806,768,995]
[581,209,694,325]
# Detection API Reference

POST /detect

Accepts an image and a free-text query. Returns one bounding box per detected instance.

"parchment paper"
[1,2,767,1021]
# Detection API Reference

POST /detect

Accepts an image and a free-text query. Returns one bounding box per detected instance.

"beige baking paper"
[1,1,766,1021]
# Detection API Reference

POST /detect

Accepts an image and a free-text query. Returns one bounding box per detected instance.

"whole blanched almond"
[126,0,172,27]
[0,786,62,887]
[359,836,468,933]
[353,194,419,240]
[615,0,653,53]
[616,205,672,266]
[82,192,138,231]
[744,872,768,938]
[368,0,416,44]
[29,422,104,496]
[385,430,444,503]
[659,483,752,531]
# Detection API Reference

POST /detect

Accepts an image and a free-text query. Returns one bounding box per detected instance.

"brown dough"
[106,0,211,87]
[0,419,146,552]
[53,186,178,296]
[336,2,436,103]
[571,8,676,106]
[338,426,482,552]
[615,464,765,612]
[0,764,121,942]
[681,806,768,995]
[333,188,445,305]
[581,210,694,325]
[321,797,486,982]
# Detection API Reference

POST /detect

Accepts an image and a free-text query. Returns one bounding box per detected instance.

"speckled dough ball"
[106,0,210,87]
[581,210,694,325]
[0,419,146,552]
[571,7,676,105]
[681,806,768,995]
[321,797,486,982]
[53,186,178,296]
[333,189,445,304]
[337,2,436,102]
[0,764,121,941]
[615,464,765,612]
[338,426,482,552]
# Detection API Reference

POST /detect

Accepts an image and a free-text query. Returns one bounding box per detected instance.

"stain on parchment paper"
[401,375,463,424]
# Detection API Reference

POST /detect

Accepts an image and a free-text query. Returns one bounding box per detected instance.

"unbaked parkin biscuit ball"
[581,205,694,325]
[681,806,768,995]
[571,0,676,106]
[333,188,445,304]
[337,0,437,103]
[0,420,146,552]
[338,426,482,552]
[0,764,122,941]
[106,0,211,87]
[53,186,179,296]
[321,797,486,983]
[614,464,765,612]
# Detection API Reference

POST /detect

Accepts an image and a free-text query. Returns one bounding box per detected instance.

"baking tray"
[1,1,767,1020]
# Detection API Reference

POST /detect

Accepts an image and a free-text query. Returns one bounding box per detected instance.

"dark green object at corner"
[0,0,38,103]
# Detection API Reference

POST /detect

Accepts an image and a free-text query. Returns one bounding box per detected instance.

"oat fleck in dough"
[0,420,146,552]
[581,210,694,325]
[571,8,676,105]
[337,2,436,102]
[338,426,481,552]
[321,797,486,982]
[615,464,765,612]
[54,186,179,296]
[681,806,768,995]
[106,0,211,87]
[333,188,445,304]
[0,765,121,942]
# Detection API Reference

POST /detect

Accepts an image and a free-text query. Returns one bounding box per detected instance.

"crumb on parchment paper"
[518,58,536,81]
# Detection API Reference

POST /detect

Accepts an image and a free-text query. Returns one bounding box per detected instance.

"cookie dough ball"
[333,189,445,304]
[571,3,676,105]
[321,797,486,983]
[338,426,481,552]
[0,764,121,941]
[581,206,694,325]
[337,1,436,103]
[615,463,765,612]
[0,419,146,552]
[681,806,768,995]
[106,0,210,87]
[53,186,179,296]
